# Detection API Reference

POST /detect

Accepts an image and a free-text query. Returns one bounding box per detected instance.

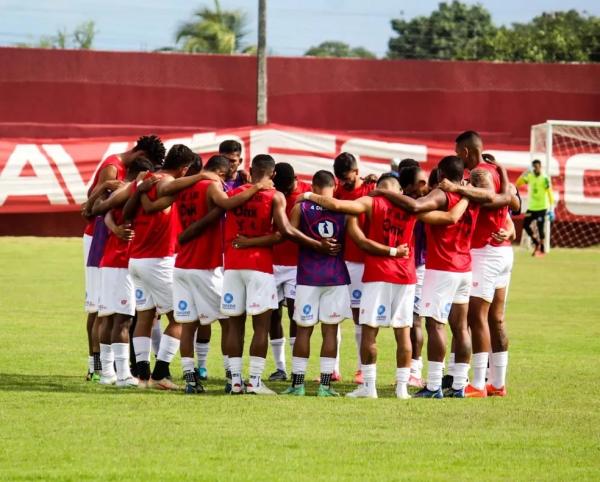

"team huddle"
[81,130,519,398]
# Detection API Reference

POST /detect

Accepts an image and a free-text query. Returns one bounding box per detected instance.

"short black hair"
[162,144,196,170]
[482,153,495,163]
[251,154,276,178]
[428,168,439,188]
[377,172,401,188]
[398,165,421,189]
[186,153,203,176]
[455,130,481,145]
[204,155,231,172]
[273,162,295,193]
[219,140,242,155]
[133,134,166,166]
[397,158,419,173]
[127,155,155,178]
[438,156,464,183]
[312,170,335,188]
[532,159,542,166]
[333,152,357,178]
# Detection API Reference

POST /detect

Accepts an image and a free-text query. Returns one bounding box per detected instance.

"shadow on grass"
[0,373,401,398]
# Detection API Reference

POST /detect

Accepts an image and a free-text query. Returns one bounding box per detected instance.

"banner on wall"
[0,124,598,220]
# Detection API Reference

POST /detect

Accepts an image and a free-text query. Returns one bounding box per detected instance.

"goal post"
[529,120,600,249]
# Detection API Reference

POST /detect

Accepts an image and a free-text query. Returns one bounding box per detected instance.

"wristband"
[389,247,398,257]
[303,192,312,201]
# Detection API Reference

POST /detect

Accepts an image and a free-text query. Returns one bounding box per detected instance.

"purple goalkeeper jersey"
[86,216,109,267]
[297,200,350,287]
[414,220,426,267]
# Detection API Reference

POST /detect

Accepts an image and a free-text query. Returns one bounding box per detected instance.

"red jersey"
[469,162,509,249]
[425,192,479,273]
[175,180,223,270]
[84,155,126,236]
[129,173,178,259]
[334,181,375,263]
[273,180,311,266]
[362,196,417,284]
[224,184,276,273]
[100,205,130,269]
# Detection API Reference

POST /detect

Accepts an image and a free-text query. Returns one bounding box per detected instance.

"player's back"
[100,204,130,269]
[129,172,178,259]
[273,180,311,267]
[335,182,375,263]
[297,200,350,286]
[363,196,417,284]
[175,179,223,270]
[426,191,479,273]
[470,162,508,249]
[224,183,276,273]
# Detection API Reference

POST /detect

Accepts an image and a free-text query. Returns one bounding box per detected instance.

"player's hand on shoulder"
[438,179,458,193]
[80,202,92,220]
[137,175,159,193]
[318,238,341,256]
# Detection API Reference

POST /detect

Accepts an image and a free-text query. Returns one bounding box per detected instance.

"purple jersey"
[297,201,350,287]
[86,216,109,267]
[223,171,245,192]
[414,220,426,267]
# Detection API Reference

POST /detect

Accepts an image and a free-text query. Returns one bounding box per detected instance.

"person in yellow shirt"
[516,160,555,256]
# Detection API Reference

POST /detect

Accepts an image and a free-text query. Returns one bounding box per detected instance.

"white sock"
[396,367,410,397]
[426,361,444,391]
[361,363,377,393]
[270,337,286,372]
[132,336,151,363]
[410,358,422,378]
[157,334,180,363]
[487,350,493,381]
[195,342,209,369]
[334,326,342,373]
[113,343,132,380]
[181,356,195,374]
[354,325,362,370]
[491,351,508,389]
[452,363,470,390]
[448,352,456,376]
[292,356,309,375]
[100,343,115,378]
[289,337,296,351]
[223,354,230,375]
[151,319,162,356]
[472,352,489,390]
[229,357,243,387]
[249,356,266,387]
[88,355,94,373]
[320,357,335,375]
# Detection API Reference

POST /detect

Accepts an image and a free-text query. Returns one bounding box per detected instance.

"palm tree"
[175,0,249,54]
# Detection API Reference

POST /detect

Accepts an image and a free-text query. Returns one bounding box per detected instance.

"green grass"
[0,237,599,481]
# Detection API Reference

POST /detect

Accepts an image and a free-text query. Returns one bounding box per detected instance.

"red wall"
[1,47,598,144]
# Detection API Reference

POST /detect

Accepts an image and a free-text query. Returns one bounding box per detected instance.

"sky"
[0,0,598,57]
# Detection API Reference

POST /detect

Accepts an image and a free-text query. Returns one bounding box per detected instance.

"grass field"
[0,237,599,481]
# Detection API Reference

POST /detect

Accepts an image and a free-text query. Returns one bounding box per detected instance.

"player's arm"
[87,164,119,198]
[178,206,224,245]
[546,176,555,207]
[83,178,124,217]
[491,216,516,243]
[272,192,340,256]
[346,215,409,258]
[140,177,176,213]
[302,192,369,215]
[438,178,495,204]
[515,171,528,188]
[233,232,283,249]
[158,171,222,197]
[104,209,134,242]
[417,197,469,225]
[91,183,132,216]
[122,173,161,221]
[369,188,447,213]
[208,180,273,210]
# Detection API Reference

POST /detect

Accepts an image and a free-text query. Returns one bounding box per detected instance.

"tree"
[17,21,96,50]
[305,41,376,59]
[173,0,250,54]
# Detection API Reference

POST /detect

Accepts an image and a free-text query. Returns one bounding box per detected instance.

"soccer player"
[333,152,376,384]
[221,155,340,395]
[91,156,155,387]
[269,162,311,381]
[516,159,555,256]
[81,134,165,380]
[306,172,469,398]
[280,170,350,397]
[219,139,250,190]
[123,144,195,389]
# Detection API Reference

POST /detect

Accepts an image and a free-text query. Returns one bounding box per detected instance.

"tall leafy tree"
[305,41,376,59]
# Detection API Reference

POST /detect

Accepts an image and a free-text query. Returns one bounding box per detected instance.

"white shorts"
[419,269,472,324]
[128,257,175,314]
[293,285,352,327]
[414,264,425,314]
[83,234,100,313]
[274,265,297,302]
[346,261,365,309]
[173,267,225,324]
[221,270,278,316]
[470,245,514,303]
[98,267,135,317]
[359,282,415,329]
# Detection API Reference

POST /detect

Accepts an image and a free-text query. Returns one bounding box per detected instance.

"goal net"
[529,121,600,248]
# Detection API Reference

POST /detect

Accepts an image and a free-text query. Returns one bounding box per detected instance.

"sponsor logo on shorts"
[301,304,313,322]
[376,304,386,321]
[135,289,143,300]
[249,302,260,309]
[177,300,191,317]
[329,311,341,319]
[120,299,128,305]
[303,304,311,315]
[222,292,235,310]
[473,282,479,287]
[199,313,209,320]
[178,300,188,311]
[352,289,362,300]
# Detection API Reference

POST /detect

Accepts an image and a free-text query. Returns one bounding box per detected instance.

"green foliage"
[19,21,96,50]
[305,41,376,59]
[388,1,600,62]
